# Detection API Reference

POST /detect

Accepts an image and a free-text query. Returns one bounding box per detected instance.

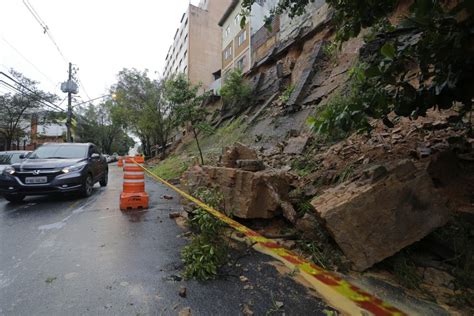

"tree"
[111,68,174,157]
[76,101,133,154]
[164,74,211,165]
[219,69,252,118]
[0,70,57,150]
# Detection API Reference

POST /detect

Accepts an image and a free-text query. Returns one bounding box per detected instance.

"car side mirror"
[19,154,25,159]
[91,153,101,160]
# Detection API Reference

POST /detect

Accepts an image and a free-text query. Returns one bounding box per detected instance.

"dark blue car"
[0,143,108,203]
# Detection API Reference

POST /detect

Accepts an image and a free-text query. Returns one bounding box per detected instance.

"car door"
[88,145,101,182]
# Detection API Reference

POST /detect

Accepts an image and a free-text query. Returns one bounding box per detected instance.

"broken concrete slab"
[311,160,450,271]
[181,165,295,221]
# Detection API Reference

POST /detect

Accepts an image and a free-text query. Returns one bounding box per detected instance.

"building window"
[238,30,247,46]
[225,26,230,37]
[184,50,187,59]
[224,46,232,60]
[184,66,187,74]
[236,56,245,70]
[234,14,240,26]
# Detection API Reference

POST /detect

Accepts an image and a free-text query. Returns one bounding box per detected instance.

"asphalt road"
[0,164,331,315]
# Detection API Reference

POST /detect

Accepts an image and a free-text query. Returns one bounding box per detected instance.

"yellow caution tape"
[132,160,406,316]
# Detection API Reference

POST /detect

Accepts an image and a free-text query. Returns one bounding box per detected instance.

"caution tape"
[132,160,406,316]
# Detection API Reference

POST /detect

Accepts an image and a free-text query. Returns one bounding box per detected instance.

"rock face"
[236,159,265,172]
[311,160,450,271]
[283,135,310,154]
[222,143,258,168]
[181,165,296,222]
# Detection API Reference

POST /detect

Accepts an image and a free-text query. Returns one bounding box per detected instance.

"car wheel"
[4,194,25,203]
[82,174,94,197]
[100,170,108,187]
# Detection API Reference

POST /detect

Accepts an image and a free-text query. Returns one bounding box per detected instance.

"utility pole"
[66,62,72,142]
[62,62,78,143]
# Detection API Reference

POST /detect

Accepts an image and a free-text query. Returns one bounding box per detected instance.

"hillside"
[149,2,474,314]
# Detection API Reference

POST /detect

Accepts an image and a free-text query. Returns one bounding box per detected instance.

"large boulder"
[181,165,297,222]
[311,160,450,271]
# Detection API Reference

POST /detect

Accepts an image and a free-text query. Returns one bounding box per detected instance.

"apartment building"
[219,0,277,78]
[162,0,231,89]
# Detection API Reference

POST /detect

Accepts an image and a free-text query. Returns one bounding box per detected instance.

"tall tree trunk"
[192,127,204,165]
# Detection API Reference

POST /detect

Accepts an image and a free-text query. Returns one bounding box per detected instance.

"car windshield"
[29,145,87,159]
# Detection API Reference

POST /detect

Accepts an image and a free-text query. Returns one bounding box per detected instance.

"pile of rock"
[182,143,297,223]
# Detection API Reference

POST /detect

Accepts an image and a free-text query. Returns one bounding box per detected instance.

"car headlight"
[62,163,87,174]
[3,166,15,176]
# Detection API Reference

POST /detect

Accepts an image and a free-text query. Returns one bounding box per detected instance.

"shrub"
[181,188,228,280]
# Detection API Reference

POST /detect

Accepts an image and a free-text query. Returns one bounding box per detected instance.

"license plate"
[25,177,48,184]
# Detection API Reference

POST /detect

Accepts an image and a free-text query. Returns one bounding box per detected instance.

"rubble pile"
[182,143,297,222]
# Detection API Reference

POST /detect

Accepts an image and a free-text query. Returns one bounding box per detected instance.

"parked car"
[0,151,31,174]
[0,143,108,203]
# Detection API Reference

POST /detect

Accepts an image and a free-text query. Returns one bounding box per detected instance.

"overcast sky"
[0,0,200,109]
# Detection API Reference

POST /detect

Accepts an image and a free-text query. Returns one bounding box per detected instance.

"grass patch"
[291,157,318,177]
[181,116,249,163]
[151,155,190,180]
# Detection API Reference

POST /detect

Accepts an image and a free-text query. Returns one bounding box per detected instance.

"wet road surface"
[0,164,331,315]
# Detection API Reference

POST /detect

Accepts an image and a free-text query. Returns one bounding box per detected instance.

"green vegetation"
[278,85,295,104]
[304,1,474,138]
[112,68,174,157]
[76,101,134,155]
[307,63,375,140]
[220,69,252,110]
[165,74,212,165]
[434,215,474,304]
[182,188,229,280]
[0,69,57,150]
[151,155,190,180]
[296,239,346,272]
[389,250,423,290]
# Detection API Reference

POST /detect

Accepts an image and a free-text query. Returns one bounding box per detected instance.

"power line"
[22,1,91,104]
[0,36,57,88]
[0,71,64,112]
[22,0,68,64]
[0,80,62,113]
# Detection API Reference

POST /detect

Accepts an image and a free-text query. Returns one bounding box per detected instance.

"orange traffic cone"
[120,156,149,210]
[117,156,123,168]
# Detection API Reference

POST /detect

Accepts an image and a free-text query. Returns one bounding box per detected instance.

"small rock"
[243,284,254,290]
[242,304,254,316]
[162,195,174,200]
[275,301,284,309]
[178,307,192,316]
[362,165,388,183]
[417,146,432,159]
[179,286,187,298]
[422,267,455,288]
[169,212,181,219]
[239,276,249,282]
